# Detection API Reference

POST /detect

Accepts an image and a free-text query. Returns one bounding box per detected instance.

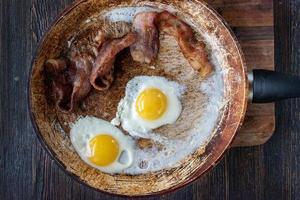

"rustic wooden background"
[1,0,300,199]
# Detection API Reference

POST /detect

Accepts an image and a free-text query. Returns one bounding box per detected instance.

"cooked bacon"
[130,12,159,64]
[45,29,136,112]
[130,10,213,77]
[44,29,106,112]
[45,58,72,112]
[94,30,106,47]
[45,54,93,112]
[90,32,137,90]
[156,11,213,77]
[44,10,212,113]
[69,30,105,59]
[69,54,93,109]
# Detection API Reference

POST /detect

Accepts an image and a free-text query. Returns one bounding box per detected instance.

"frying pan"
[28,0,300,197]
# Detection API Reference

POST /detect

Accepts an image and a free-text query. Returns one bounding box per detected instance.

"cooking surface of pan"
[29,0,247,196]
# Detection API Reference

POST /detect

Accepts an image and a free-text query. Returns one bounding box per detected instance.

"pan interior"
[30,0,246,196]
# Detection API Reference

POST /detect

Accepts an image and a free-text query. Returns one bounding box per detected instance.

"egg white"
[111,76,186,138]
[70,116,135,174]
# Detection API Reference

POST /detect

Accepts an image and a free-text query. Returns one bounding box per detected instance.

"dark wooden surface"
[1,0,300,199]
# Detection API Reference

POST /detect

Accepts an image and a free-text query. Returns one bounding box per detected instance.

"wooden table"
[1,0,300,199]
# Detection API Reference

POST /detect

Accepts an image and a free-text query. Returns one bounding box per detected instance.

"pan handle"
[249,69,300,103]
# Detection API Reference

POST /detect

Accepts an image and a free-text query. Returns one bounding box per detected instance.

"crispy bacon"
[156,11,213,77]
[90,32,137,90]
[45,10,213,113]
[69,54,93,109]
[45,29,106,112]
[131,10,213,78]
[69,30,105,59]
[45,54,93,112]
[130,12,159,64]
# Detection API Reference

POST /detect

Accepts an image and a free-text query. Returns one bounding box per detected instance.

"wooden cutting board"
[207,0,275,147]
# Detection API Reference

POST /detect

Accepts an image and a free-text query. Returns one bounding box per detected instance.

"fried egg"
[112,76,186,138]
[70,116,135,174]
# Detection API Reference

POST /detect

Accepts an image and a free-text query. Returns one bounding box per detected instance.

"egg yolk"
[136,88,168,120]
[88,134,119,167]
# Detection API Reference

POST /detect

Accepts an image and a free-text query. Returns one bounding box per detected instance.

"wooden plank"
[0,0,37,199]
[241,39,274,70]
[234,26,274,40]
[207,0,270,8]
[218,6,273,27]
[232,113,275,147]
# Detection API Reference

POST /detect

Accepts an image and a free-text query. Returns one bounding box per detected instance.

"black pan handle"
[250,69,300,103]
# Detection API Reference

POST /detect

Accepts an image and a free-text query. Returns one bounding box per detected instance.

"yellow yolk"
[136,88,168,120]
[88,134,119,167]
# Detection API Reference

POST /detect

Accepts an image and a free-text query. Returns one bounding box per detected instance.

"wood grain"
[232,40,275,147]
[1,0,300,199]
[224,0,275,147]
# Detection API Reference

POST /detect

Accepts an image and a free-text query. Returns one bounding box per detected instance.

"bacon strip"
[90,32,137,90]
[45,29,106,112]
[131,11,213,78]
[45,58,73,112]
[69,30,105,60]
[45,54,93,112]
[130,12,159,64]
[69,54,93,109]
[156,11,213,77]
